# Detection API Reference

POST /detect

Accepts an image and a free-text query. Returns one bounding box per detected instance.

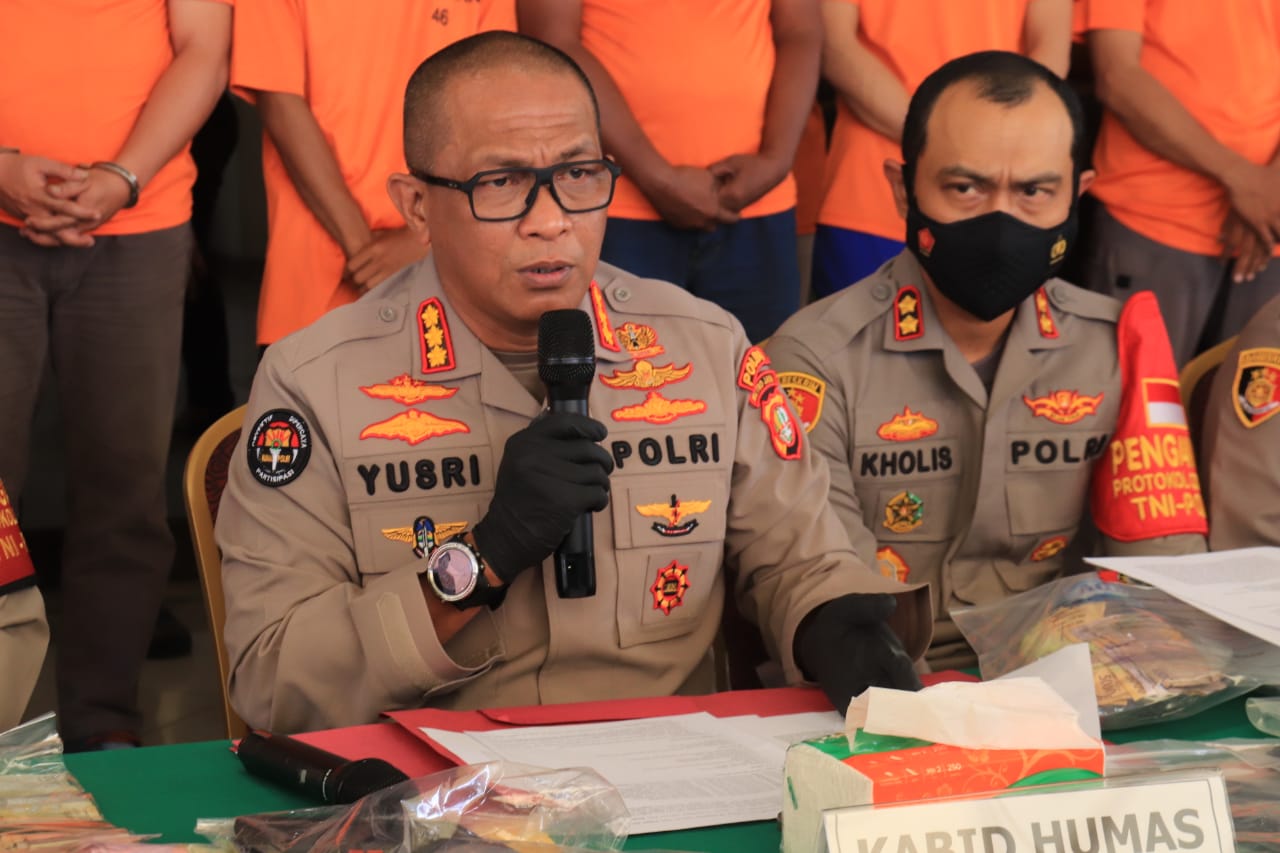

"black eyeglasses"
[411,159,622,222]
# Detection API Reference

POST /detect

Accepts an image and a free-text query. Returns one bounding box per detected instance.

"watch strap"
[86,161,140,208]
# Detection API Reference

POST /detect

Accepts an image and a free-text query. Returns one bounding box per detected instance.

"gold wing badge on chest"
[382,517,468,558]
[358,373,470,445]
[635,494,712,537]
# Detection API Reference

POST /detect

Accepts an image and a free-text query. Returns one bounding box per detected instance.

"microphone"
[538,308,598,599]
[236,730,410,805]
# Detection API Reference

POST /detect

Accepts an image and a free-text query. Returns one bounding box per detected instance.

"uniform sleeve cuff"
[349,564,502,701]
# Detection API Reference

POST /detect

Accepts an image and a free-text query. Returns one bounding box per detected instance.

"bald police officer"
[1201,293,1280,549]
[216,32,931,733]
[767,52,1206,670]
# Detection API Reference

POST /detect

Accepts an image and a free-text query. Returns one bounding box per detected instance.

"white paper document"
[1085,547,1280,648]
[421,711,822,833]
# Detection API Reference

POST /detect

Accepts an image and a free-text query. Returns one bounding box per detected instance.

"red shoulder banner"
[0,479,36,593]
[1090,292,1207,541]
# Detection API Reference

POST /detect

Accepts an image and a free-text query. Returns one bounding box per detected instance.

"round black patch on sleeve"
[246,409,312,487]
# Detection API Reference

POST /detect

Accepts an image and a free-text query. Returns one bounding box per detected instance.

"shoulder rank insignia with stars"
[1233,348,1280,428]
[894,286,924,341]
[1035,288,1059,339]
[600,359,692,390]
[418,298,457,374]
[590,282,620,352]
[635,494,712,537]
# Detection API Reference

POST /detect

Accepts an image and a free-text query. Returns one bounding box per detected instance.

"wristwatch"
[424,534,507,610]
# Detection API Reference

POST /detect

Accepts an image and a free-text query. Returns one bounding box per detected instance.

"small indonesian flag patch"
[1141,378,1187,430]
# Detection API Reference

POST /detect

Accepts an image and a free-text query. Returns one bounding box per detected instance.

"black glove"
[472,412,614,584]
[794,592,922,714]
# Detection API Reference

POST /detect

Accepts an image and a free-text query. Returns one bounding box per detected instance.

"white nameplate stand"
[823,771,1235,853]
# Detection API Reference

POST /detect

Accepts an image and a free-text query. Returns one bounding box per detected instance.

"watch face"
[429,543,478,601]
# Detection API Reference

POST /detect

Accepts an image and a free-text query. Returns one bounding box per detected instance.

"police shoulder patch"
[1233,348,1280,429]
[246,409,312,487]
[778,371,826,433]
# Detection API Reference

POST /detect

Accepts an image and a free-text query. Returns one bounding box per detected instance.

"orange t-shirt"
[816,0,1031,239]
[580,0,796,221]
[0,0,231,235]
[1083,0,1280,256]
[232,0,516,344]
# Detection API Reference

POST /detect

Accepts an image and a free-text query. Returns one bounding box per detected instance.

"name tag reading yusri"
[822,771,1235,853]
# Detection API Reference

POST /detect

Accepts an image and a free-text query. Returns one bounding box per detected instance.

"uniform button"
[872,283,891,300]
[613,286,632,302]
[378,306,397,322]
[1050,282,1070,303]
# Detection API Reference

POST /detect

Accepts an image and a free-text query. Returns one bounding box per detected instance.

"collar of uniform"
[588,267,649,366]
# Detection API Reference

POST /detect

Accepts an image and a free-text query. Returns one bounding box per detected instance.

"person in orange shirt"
[813,0,1071,297]
[0,0,231,750]
[231,0,516,346]
[519,0,819,343]
[1078,0,1280,367]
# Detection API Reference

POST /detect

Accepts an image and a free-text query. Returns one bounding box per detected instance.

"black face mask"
[904,199,1078,322]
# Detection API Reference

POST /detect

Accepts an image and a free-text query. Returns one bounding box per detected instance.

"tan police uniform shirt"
[766,252,1206,669]
[1203,293,1280,549]
[0,475,46,731]
[0,587,46,730]
[216,258,932,733]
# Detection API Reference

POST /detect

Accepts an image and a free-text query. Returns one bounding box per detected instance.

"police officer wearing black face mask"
[768,51,1208,671]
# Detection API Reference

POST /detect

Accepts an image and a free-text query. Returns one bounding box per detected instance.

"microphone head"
[538,308,596,388]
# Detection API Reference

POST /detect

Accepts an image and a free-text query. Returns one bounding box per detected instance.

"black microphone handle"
[237,731,409,805]
[549,396,597,598]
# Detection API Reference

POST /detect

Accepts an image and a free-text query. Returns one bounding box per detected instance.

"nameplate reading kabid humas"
[822,771,1234,853]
